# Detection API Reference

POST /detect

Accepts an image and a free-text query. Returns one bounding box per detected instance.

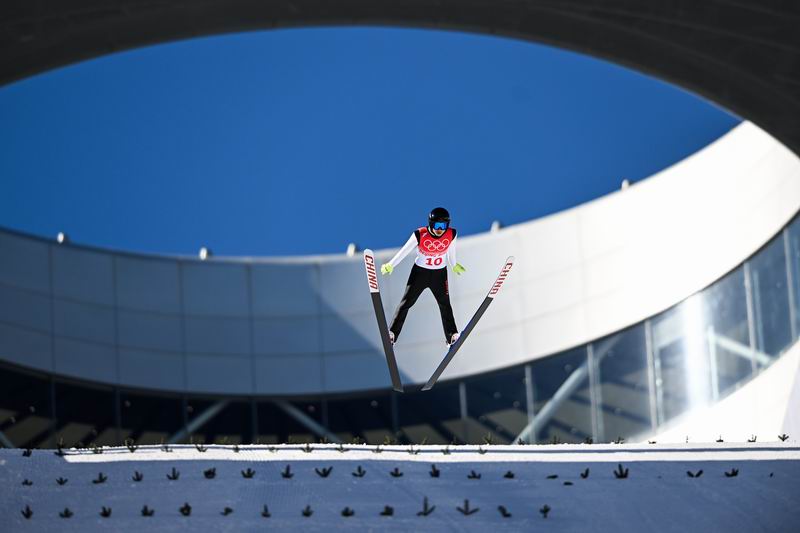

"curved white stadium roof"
[1,121,798,395]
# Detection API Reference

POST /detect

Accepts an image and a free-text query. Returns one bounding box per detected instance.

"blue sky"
[0,27,739,257]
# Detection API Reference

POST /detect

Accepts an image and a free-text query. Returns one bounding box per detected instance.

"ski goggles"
[432,221,448,230]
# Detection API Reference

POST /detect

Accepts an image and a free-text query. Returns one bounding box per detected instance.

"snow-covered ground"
[2,441,799,532]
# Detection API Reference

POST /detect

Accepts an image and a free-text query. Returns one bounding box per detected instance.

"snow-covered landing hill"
[2,442,799,532]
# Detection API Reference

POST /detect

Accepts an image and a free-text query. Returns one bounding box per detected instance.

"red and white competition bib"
[415,227,454,269]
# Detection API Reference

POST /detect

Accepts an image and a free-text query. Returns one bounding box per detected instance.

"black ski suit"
[386,227,459,342]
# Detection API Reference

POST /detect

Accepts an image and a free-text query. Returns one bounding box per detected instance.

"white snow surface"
[2,442,799,532]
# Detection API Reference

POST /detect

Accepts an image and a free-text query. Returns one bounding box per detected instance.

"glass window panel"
[464,366,527,444]
[749,233,792,360]
[594,324,651,442]
[54,381,116,448]
[652,295,712,424]
[0,366,54,448]
[530,347,591,444]
[184,398,214,444]
[785,215,800,340]
[206,401,253,445]
[255,399,323,444]
[703,266,753,397]
[398,382,461,444]
[288,399,323,443]
[183,398,253,445]
[120,391,183,446]
[325,393,396,444]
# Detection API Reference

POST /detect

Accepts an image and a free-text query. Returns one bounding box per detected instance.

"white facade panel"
[443,323,526,380]
[519,268,584,320]
[514,213,582,281]
[118,348,184,390]
[393,295,446,345]
[520,305,588,361]
[52,299,115,345]
[0,322,52,371]
[322,310,384,354]
[322,351,394,393]
[251,263,320,318]
[186,354,252,394]
[394,343,443,384]
[375,255,410,305]
[115,256,181,313]
[254,355,323,395]
[181,262,249,317]
[51,246,114,306]
[0,283,51,332]
[583,248,626,301]
[0,232,50,292]
[253,317,320,356]
[117,309,182,352]
[53,337,116,382]
[318,260,374,316]
[184,316,250,355]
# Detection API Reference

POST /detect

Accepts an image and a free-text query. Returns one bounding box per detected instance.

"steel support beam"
[168,400,229,444]
[0,429,14,448]
[516,335,620,444]
[273,400,342,444]
[712,332,773,368]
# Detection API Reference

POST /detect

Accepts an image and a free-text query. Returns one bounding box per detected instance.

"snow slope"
[2,442,799,532]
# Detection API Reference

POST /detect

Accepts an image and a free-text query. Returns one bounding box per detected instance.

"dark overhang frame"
[2,1,799,155]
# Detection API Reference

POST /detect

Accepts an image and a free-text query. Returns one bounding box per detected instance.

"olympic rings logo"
[424,239,450,252]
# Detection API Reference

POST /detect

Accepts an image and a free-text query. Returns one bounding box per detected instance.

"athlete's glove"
[381,263,393,275]
[453,263,466,275]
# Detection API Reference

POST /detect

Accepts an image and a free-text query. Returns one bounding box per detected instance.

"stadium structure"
[2,119,799,450]
[2,1,800,530]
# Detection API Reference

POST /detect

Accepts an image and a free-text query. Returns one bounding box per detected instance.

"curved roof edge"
[1,122,799,395]
[0,124,749,264]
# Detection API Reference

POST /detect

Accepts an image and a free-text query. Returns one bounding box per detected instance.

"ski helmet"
[428,207,451,232]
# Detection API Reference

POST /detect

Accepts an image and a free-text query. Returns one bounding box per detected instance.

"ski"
[421,256,515,391]
[363,249,404,392]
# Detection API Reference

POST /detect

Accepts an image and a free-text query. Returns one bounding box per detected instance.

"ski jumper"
[387,227,459,342]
